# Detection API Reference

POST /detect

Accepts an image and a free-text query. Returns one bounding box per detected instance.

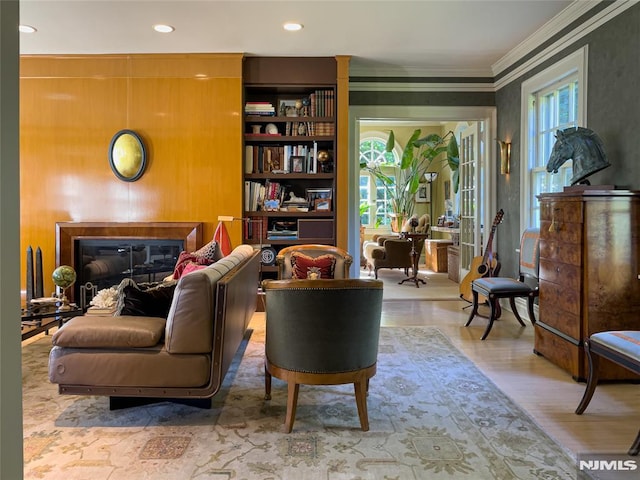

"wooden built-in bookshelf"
[242,57,339,277]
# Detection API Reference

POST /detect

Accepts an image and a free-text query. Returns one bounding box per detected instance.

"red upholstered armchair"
[276,244,353,279]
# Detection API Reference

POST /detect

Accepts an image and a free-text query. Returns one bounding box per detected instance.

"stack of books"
[244,102,275,116]
[86,306,117,316]
[266,229,298,240]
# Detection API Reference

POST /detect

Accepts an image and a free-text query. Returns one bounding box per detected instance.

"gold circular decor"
[108,130,147,182]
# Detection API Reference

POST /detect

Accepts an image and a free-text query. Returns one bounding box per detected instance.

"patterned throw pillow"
[193,239,223,262]
[290,252,336,279]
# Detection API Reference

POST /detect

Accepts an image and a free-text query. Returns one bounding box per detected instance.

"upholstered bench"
[575,331,640,455]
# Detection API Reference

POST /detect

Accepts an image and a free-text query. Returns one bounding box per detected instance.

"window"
[359,133,399,228]
[520,46,587,230]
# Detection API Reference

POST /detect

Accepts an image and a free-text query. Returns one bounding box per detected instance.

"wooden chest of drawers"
[535,190,640,381]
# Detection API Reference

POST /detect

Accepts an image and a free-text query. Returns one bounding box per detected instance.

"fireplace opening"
[75,238,183,298]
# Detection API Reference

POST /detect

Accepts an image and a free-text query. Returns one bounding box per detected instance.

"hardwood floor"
[378,273,640,458]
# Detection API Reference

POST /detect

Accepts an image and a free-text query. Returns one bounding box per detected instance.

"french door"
[458,122,483,278]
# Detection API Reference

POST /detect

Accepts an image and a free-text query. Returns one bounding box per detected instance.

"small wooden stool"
[575,331,640,455]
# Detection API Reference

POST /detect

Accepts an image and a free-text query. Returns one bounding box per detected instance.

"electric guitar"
[459,209,504,303]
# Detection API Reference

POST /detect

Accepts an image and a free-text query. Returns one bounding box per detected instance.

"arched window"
[359,132,400,228]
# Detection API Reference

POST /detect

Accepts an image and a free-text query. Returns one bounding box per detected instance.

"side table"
[398,232,429,287]
[21,303,83,341]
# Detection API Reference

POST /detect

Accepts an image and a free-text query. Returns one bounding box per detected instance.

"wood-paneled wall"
[20,54,244,298]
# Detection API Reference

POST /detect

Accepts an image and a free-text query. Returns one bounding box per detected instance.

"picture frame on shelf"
[415,183,430,203]
[291,156,305,173]
[314,198,332,211]
[306,188,332,212]
[278,99,299,117]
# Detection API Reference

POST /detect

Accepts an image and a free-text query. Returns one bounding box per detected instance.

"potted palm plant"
[360,129,459,232]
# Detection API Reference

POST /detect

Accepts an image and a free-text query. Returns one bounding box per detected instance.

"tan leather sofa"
[48,244,260,409]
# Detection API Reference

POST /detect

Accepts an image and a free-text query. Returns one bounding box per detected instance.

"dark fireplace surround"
[56,222,203,302]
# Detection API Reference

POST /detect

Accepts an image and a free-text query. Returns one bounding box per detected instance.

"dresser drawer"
[540,279,581,317]
[539,258,581,288]
[540,199,583,223]
[539,239,582,266]
[538,296,581,338]
[540,220,583,244]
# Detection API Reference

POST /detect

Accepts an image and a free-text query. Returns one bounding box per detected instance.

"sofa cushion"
[52,315,166,348]
[116,278,177,318]
[290,252,336,279]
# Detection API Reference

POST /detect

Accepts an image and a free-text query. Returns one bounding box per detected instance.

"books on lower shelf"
[266,230,298,240]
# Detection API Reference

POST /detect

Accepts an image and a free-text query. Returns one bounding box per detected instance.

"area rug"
[23,321,578,479]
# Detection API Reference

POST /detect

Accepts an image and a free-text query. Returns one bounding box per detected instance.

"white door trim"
[348,105,497,275]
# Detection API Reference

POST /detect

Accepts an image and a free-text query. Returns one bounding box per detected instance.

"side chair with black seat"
[262,278,384,432]
[465,228,540,340]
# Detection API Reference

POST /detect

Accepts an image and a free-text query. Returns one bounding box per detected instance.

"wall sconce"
[497,140,511,175]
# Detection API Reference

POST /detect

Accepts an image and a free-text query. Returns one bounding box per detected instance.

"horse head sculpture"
[546,127,610,185]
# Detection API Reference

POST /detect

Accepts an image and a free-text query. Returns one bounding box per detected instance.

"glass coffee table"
[21,302,83,341]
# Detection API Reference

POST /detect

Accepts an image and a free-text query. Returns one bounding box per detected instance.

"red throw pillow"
[290,252,336,279]
[180,262,209,276]
[172,251,214,279]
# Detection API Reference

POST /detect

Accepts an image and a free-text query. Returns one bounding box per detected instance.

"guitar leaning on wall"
[459,209,504,303]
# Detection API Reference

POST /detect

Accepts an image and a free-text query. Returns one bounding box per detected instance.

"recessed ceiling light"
[153,24,175,33]
[19,25,37,33]
[283,22,303,32]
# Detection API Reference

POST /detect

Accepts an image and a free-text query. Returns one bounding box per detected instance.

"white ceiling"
[19,0,585,77]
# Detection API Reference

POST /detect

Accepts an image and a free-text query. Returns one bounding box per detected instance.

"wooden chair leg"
[354,379,370,431]
[509,297,526,326]
[465,289,480,327]
[284,381,299,433]
[527,296,537,325]
[628,429,640,456]
[264,364,272,400]
[480,296,498,340]
[575,340,601,414]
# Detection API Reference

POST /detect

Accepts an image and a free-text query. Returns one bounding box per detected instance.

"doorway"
[348,105,498,277]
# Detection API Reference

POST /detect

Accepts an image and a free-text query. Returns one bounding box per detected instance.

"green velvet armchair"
[262,278,384,432]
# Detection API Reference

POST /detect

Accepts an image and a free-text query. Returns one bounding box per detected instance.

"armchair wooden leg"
[575,340,601,414]
[284,381,300,433]
[354,379,370,431]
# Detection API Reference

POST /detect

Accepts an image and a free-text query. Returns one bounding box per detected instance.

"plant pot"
[389,213,407,233]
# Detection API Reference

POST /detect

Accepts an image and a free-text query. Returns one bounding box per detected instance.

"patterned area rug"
[23,320,578,479]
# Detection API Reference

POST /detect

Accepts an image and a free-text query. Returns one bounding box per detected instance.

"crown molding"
[349,81,494,93]
[348,64,492,78]
[494,0,636,90]
[491,0,600,77]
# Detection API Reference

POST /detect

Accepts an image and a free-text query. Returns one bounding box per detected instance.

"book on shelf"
[266,230,298,240]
